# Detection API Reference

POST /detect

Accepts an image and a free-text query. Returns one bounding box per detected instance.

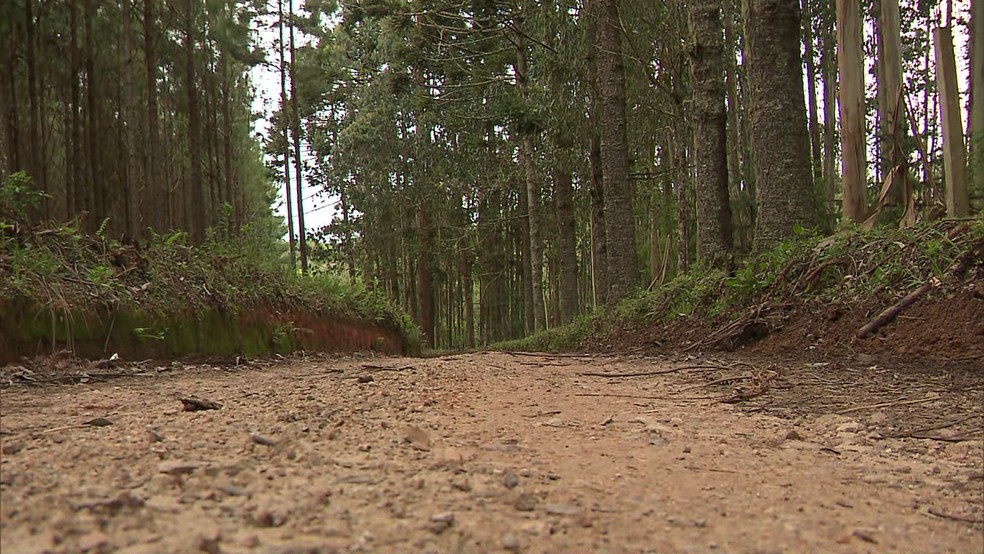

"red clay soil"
[602,285,984,369]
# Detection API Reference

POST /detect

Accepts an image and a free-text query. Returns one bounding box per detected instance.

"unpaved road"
[1,352,982,553]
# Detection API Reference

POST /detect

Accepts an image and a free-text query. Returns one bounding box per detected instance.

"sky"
[250,1,977,241]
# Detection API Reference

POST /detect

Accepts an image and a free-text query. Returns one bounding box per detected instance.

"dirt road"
[1,352,982,553]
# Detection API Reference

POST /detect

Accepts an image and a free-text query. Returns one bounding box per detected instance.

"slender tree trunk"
[690,0,733,268]
[880,0,910,213]
[84,0,103,233]
[584,0,607,307]
[289,0,308,272]
[723,0,742,200]
[836,0,868,222]
[802,0,822,183]
[277,0,296,268]
[520,135,545,332]
[597,0,639,302]
[820,0,837,217]
[517,164,534,333]
[934,26,970,216]
[970,0,984,203]
[24,0,45,199]
[554,163,579,324]
[416,201,435,347]
[144,0,161,232]
[184,0,206,241]
[744,0,818,249]
[122,0,141,239]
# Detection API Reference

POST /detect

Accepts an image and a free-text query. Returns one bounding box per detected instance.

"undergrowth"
[0,176,421,352]
[500,215,984,353]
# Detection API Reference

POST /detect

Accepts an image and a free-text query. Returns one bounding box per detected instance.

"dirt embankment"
[1,352,981,553]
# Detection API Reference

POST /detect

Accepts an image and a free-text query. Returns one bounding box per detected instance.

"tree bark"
[744,0,818,249]
[597,0,639,302]
[820,0,837,217]
[971,0,984,204]
[801,0,822,183]
[84,0,104,233]
[836,0,868,222]
[690,0,733,268]
[24,0,45,201]
[879,0,909,211]
[278,0,296,268]
[584,0,608,307]
[184,0,206,241]
[289,0,308,272]
[554,163,579,324]
[934,26,970,217]
[144,0,161,231]
[122,0,141,239]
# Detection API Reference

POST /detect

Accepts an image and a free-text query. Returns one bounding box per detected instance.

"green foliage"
[1,172,46,225]
[500,216,984,353]
[0,223,422,354]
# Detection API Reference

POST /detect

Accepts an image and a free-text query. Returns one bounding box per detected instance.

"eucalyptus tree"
[743,0,817,248]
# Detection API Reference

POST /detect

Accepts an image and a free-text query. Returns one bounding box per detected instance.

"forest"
[1,0,981,350]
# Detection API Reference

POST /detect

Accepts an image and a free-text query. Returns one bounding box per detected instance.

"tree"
[689,0,733,268]
[743,0,818,248]
[836,0,868,222]
[971,0,984,203]
[596,0,639,302]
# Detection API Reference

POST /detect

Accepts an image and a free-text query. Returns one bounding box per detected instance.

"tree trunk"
[820,0,837,216]
[144,0,161,232]
[554,163,579,324]
[723,0,742,202]
[277,0,296,268]
[836,0,868,222]
[690,0,733,268]
[289,0,308,272]
[515,41,545,333]
[879,0,910,213]
[801,0,822,183]
[597,0,639,302]
[416,201,435,348]
[122,0,141,239]
[970,0,984,204]
[744,0,818,249]
[934,26,970,217]
[24,0,45,201]
[517,165,534,334]
[184,0,205,241]
[584,0,607,307]
[84,0,103,233]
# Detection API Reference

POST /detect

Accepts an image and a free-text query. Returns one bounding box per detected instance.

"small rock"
[1,441,24,455]
[545,503,582,516]
[451,476,472,492]
[249,507,286,528]
[836,421,861,434]
[429,511,455,534]
[514,493,537,512]
[784,430,803,441]
[197,530,221,554]
[682,445,692,454]
[501,532,520,551]
[503,470,519,489]
[251,434,277,447]
[79,530,109,552]
[404,425,432,451]
[357,375,374,384]
[158,460,203,475]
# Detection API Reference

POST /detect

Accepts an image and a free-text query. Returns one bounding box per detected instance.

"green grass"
[496,215,984,353]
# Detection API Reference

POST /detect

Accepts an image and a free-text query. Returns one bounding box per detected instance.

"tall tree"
[971,0,984,203]
[278,0,296,269]
[289,0,308,272]
[596,0,639,302]
[690,0,733,268]
[743,0,818,249]
[184,0,206,241]
[836,0,868,222]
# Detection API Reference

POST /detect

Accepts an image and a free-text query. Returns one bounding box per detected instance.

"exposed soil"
[603,285,984,369]
[1,351,981,553]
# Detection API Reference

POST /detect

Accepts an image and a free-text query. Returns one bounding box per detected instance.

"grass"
[496,215,984,353]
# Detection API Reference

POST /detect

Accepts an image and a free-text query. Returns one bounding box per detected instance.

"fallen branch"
[579,364,736,378]
[835,394,940,415]
[361,364,415,371]
[924,506,984,525]
[856,280,936,339]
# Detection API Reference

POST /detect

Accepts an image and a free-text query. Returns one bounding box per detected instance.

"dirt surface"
[1,352,982,553]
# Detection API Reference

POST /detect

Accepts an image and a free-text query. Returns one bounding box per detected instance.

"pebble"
[503,470,520,489]
[404,425,432,451]
[545,502,582,516]
[78,530,109,552]
[501,531,521,551]
[157,460,203,475]
[514,493,537,512]
[429,511,455,534]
